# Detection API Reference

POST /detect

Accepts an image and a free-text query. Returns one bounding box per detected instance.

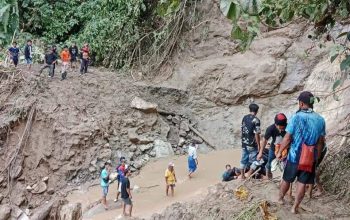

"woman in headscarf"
[188,142,198,179]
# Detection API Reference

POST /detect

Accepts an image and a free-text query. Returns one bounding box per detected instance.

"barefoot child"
[165,162,176,196]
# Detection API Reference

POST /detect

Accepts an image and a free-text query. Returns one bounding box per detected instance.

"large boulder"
[59,203,82,220]
[0,204,11,220]
[154,140,174,158]
[130,97,158,113]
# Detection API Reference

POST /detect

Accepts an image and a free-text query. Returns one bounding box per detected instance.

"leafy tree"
[0,0,19,45]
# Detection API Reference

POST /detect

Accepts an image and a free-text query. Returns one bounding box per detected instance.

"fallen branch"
[188,124,216,150]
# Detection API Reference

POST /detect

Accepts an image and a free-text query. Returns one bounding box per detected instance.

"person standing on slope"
[69,42,79,70]
[80,43,90,75]
[240,103,261,179]
[277,91,325,214]
[24,40,33,70]
[8,42,20,67]
[258,113,288,179]
[188,142,198,179]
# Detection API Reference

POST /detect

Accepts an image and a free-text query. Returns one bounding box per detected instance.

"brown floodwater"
[67,149,241,219]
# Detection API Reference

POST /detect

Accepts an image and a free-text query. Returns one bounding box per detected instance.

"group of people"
[7,40,33,70]
[99,90,326,216]
[99,142,199,217]
[235,91,326,214]
[7,40,91,80]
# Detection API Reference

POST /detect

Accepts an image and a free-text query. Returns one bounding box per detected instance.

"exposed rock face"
[130,97,158,113]
[0,204,11,220]
[59,203,82,220]
[154,140,174,158]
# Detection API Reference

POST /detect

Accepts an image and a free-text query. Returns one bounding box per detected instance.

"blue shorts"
[240,145,258,170]
[26,58,33,64]
[102,186,109,197]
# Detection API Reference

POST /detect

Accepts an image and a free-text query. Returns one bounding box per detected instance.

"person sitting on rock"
[165,162,177,196]
[100,160,112,210]
[222,164,241,182]
[188,142,198,179]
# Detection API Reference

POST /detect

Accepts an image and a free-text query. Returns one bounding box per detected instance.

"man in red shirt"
[80,43,90,75]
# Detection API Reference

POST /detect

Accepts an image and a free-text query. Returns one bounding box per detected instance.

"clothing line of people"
[233,91,327,214]
[7,40,91,80]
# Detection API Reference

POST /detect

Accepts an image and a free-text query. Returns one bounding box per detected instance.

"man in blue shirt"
[276,91,325,214]
[101,160,112,210]
[8,42,20,67]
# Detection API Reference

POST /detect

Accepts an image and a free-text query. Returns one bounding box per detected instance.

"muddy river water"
[67,149,241,219]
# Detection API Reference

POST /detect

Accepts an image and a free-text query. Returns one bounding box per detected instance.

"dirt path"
[66,149,241,219]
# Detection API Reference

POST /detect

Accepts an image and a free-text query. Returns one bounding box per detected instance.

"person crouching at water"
[165,162,176,196]
[100,160,112,210]
[188,143,198,179]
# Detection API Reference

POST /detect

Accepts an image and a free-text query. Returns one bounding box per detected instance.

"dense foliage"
[0,0,19,45]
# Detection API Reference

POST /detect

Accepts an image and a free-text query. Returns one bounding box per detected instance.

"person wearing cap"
[121,169,133,217]
[240,103,261,179]
[187,142,198,179]
[100,160,112,210]
[257,113,288,179]
[165,162,177,196]
[276,91,325,214]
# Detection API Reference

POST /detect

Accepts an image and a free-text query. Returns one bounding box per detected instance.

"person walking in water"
[188,142,198,179]
[100,160,112,210]
[121,169,133,217]
[240,103,261,179]
[80,43,90,75]
[276,91,325,214]
[258,113,287,179]
[165,162,176,196]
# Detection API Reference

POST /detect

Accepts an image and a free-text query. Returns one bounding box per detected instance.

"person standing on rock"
[276,91,325,214]
[165,162,177,196]
[114,157,127,202]
[188,143,198,179]
[121,169,133,217]
[100,160,112,210]
[257,113,288,179]
[240,103,261,179]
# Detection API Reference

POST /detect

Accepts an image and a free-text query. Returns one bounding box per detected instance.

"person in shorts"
[69,42,79,69]
[165,162,177,196]
[276,91,326,214]
[239,103,261,179]
[121,169,133,217]
[24,40,33,70]
[8,42,20,67]
[100,160,112,210]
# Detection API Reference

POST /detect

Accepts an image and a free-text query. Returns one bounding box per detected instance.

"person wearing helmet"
[257,113,288,179]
